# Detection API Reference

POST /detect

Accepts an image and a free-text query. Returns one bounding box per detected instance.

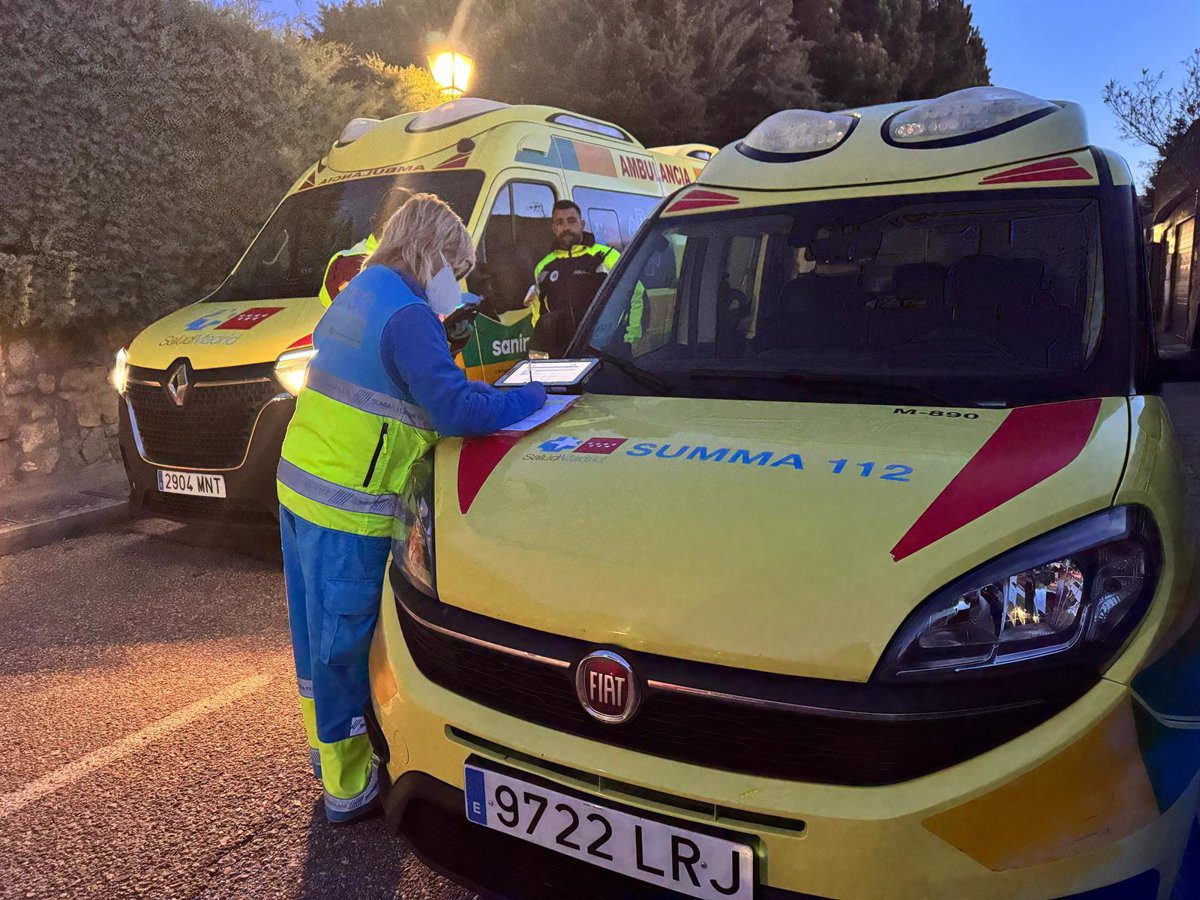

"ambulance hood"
[126,297,324,371]
[434,393,1129,682]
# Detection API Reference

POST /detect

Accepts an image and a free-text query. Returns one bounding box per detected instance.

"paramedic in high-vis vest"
[318,188,412,307]
[277,194,547,823]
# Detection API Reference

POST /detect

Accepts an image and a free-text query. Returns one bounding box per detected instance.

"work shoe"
[326,797,381,827]
[323,759,380,825]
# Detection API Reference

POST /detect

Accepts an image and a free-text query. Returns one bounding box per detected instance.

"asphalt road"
[2,385,1200,899]
[0,518,474,900]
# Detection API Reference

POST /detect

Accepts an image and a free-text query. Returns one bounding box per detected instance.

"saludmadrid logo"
[523,435,627,463]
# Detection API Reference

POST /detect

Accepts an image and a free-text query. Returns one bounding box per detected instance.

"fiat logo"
[575,650,640,725]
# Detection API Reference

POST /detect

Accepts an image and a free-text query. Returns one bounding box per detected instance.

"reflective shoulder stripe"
[277,459,397,517]
[534,251,560,279]
[305,368,433,432]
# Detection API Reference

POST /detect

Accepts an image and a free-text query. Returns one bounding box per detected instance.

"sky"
[261,0,1198,186]
[971,0,1199,186]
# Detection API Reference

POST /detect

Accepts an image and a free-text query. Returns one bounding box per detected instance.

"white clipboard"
[499,395,578,434]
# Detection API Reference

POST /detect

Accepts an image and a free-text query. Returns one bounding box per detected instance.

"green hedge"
[0,0,437,331]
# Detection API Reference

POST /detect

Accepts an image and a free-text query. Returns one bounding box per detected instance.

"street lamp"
[427,48,474,99]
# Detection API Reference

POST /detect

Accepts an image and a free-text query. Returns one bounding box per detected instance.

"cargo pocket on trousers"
[319,578,381,667]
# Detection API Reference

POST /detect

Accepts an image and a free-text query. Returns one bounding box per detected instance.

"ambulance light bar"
[336,118,382,146]
[737,110,858,161]
[547,113,632,142]
[408,98,510,133]
[886,87,1058,148]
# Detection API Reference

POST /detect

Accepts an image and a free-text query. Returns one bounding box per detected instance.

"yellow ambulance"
[369,88,1200,898]
[112,98,713,524]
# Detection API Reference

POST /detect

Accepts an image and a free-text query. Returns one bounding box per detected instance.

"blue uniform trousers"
[279,505,390,821]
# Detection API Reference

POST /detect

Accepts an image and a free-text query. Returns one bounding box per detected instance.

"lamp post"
[427,48,474,99]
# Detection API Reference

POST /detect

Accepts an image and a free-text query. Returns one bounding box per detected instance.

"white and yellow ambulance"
[369,88,1200,898]
[112,98,713,524]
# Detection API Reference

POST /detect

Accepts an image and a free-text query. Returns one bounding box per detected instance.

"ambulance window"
[208,171,484,303]
[586,194,1111,406]
[587,208,622,249]
[470,180,557,314]
[573,187,661,250]
[547,113,632,142]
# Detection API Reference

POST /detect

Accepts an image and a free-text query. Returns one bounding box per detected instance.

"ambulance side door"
[469,171,564,315]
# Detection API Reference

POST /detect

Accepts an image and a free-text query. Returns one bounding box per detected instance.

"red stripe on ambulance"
[664,190,741,214]
[979,156,1093,185]
[890,399,1102,561]
[457,433,523,514]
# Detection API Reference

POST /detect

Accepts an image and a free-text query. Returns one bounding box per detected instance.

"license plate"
[464,765,753,900]
[156,469,227,498]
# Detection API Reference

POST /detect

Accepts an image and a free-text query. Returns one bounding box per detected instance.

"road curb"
[0,499,130,557]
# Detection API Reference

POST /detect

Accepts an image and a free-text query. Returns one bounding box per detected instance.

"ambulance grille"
[395,578,1084,786]
[126,367,282,469]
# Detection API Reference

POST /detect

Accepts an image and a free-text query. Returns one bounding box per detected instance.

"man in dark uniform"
[527,200,623,357]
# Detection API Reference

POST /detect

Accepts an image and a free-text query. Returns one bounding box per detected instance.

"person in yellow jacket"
[317,188,412,307]
[278,194,546,823]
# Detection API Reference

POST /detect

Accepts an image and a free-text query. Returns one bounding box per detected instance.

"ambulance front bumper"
[118,371,293,527]
[369,572,1200,900]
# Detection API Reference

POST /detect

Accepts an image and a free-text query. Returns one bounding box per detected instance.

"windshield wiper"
[686,368,965,408]
[586,347,677,395]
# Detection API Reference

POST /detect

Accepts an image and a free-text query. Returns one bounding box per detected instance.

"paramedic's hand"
[522,284,537,307]
[511,381,548,407]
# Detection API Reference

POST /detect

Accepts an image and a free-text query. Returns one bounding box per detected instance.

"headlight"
[274,346,317,396]
[738,109,858,160]
[392,453,436,598]
[886,87,1057,146]
[877,506,1159,682]
[111,347,129,395]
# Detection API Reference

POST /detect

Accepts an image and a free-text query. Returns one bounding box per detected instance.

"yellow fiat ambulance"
[112,98,712,525]
[368,88,1200,898]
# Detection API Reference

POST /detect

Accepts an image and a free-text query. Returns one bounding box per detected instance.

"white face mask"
[426,254,465,318]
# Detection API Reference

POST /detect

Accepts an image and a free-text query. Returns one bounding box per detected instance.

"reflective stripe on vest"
[277,459,397,517]
[305,368,434,432]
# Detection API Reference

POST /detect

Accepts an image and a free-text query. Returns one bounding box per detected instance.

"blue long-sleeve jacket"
[381,299,546,436]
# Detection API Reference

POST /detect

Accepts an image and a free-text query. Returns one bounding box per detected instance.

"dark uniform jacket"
[529,233,620,357]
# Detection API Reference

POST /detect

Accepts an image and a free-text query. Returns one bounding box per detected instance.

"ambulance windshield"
[208,171,485,303]
[583,191,1119,407]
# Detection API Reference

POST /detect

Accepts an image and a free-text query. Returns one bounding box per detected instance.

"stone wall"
[0,327,133,488]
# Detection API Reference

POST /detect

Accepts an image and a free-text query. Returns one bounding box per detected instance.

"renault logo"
[166,364,190,407]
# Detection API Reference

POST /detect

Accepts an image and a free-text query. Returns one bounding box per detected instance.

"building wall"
[0,329,131,489]
[1152,188,1200,347]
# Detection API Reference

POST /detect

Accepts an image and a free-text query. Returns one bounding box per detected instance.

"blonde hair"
[364,192,475,288]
